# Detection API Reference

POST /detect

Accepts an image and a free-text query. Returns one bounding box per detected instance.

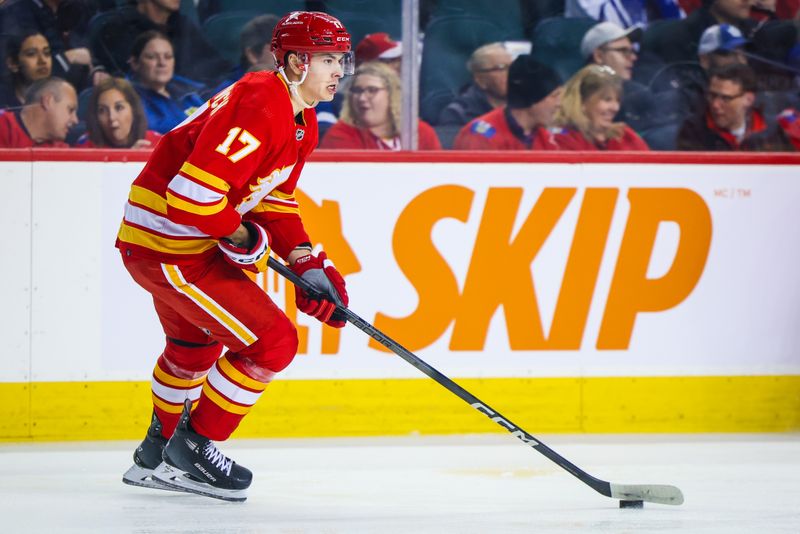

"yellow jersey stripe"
[269,189,294,201]
[153,364,207,389]
[118,222,218,254]
[251,202,300,214]
[166,191,228,216]
[129,185,168,215]
[217,357,269,392]
[202,382,251,415]
[180,162,230,192]
[162,264,257,346]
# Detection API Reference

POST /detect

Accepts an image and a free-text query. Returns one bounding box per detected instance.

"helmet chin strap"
[278,67,317,109]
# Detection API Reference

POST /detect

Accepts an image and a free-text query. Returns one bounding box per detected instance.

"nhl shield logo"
[296,128,305,141]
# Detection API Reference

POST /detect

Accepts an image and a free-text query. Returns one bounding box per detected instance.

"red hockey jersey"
[0,110,69,148]
[116,72,317,263]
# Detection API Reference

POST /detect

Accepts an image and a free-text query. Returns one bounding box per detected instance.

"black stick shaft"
[268,257,612,498]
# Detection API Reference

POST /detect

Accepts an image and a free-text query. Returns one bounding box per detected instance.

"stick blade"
[610,483,684,505]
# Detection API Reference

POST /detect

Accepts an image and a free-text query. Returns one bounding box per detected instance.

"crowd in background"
[0,0,798,151]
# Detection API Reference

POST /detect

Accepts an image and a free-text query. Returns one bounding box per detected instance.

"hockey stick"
[268,257,683,506]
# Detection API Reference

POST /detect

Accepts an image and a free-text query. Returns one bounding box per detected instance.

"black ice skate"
[152,399,252,502]
[122,411,179,491]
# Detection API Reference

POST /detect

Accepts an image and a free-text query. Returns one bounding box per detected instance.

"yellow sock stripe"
[217,357,269,392]
[166,191,228,216]
[153,364,207,389]
[162,264,257,346]
[180,162,230,192]
[152,393,198,414]
[201,382,251,415]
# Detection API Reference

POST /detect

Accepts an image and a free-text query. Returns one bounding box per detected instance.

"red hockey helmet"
[271,11,353,74]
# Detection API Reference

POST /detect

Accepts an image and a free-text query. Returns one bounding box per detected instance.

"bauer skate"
[122,411,180,491]
[152,399,252,502]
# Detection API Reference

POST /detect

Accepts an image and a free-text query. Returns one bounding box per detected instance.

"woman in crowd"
[128,30,205,134]
[321,61,441,150]
[0,31,53,109]
[554,64,649,150]
[79,77,161,148]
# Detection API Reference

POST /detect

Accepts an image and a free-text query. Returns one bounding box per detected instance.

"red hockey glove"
[218,221,270,273]
[289,252,349,328]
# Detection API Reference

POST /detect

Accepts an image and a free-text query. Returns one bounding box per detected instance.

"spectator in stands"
[78,77,161,148]
[582,22,643,81]
[89,0,231,84]
[355,33,402,74]
[565,0,685,28]
[554,64,650,150]
[209,14,279,95]
[641,0,757,65]
[0,0,97,90]
[0,76,77,147]
[321,62,441,150]
[677,63,776,150]
[453,55,563,150]
[0,31,53,110]
[128,31,205,134]
[744,107,800,151]
[437,43,512,127]
[698,24,748,71]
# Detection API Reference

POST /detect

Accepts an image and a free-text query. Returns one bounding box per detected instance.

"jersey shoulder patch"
[470,120,496,138]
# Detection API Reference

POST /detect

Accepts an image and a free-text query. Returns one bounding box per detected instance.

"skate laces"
[202,441,233,476]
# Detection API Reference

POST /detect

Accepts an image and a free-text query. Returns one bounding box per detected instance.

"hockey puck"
[619,500,644,509]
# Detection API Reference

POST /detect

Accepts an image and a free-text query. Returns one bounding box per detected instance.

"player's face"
[97,88,134,146]
[47,84,78,141]
[299,53,345,103]
[12,34,52,83]
[584,87,620,133]
[529,86,563,128]
[350,73,390,128]
[133,38,174,90]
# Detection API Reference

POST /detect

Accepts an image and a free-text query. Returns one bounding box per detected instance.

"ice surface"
[1,433,798,533]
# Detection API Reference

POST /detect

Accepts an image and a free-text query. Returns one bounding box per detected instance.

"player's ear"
[287,53,304,76]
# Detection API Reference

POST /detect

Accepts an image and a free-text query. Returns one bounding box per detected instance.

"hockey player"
[118,11,353,502]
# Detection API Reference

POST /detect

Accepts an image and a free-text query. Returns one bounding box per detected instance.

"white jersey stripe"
[124,203,210,238]
[168,175,226,204]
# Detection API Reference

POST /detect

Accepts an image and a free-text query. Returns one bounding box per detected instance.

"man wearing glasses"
[676,63,775,150]
[437,42,513,127]
[581,21,642,81]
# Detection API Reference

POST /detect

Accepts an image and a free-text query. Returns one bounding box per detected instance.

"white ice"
[1,433,798,533]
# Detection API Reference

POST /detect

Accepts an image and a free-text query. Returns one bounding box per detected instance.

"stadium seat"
[213,0,304,16]
[420,88,458,125]
[180,0,199,24]
[420,14,525,122]
[202,11,261,64]
[327,12,401,48]
[641,122,681,151]
[529,16,595,81]
[434,124,462,150]
[77,87,93,122]
[426,0,524,37]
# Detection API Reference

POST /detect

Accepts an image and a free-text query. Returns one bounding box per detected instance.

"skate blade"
[122,464,184,492]
[151,461,248,503]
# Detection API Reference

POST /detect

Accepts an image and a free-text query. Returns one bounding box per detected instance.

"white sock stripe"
[206,364,263,406]
[151,379,203,403]
[161,264,257,346]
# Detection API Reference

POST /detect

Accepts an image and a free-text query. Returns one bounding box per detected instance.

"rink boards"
[1,150,799,440]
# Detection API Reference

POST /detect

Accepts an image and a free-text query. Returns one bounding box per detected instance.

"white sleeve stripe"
[124,203,210,238]
[168,175,226,204]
